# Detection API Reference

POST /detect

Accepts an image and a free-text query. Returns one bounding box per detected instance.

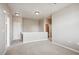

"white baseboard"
[23,39,47,44]
[53,42,79,53]
[2,47,8,55]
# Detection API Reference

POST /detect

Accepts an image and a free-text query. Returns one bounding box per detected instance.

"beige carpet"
[5,40,79,55]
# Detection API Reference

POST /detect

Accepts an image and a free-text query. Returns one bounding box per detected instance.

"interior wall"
[13,16,22,40]
[9,15,13,44]
[2,4,13,47]
[53,4,79,51]
[39,20,44,32]
[0,4,11,54]
[23,18,39,32]
[44,16,52,39]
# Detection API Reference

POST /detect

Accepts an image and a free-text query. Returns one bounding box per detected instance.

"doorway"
[44,16,52,41]
[45,24,49,38]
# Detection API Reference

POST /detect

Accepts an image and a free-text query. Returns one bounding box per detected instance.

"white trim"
[23,39,47,44]
[6,16,10,47]
[2,50,7,55]
[2,47,8,55]
[53,42,79,53]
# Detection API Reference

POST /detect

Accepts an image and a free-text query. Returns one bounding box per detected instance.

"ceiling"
[7,3,71,20]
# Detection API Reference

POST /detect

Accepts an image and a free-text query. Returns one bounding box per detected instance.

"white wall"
[0,7,6,55]
[13,16,22,40]
[53,4,79,51]
[9,15,13,44]
[39,20,44,32]
[0,4,11,54]
[23,18,39,32]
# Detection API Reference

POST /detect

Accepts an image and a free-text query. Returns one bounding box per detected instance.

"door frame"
[5,13,10,47]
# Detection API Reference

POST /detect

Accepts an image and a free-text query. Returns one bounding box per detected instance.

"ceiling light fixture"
[3,10,7,13]
[15,12,20,16]
[35,11,39,15]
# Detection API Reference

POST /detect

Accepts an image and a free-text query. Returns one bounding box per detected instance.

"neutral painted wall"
[9,15,13,44]
[0,7,6,55]
[0,4,11,54]
[23,18,39,32]
[22,19,47,43]
[13,17,45,40]
[39,20,44,32]
[53,4,79,51]
[13,16,22,40]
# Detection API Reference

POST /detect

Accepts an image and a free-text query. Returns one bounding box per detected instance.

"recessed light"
[15,14,19,16]
[3,10,7,13]
[15,12,20,16]
[35,11,39,15]
[35,12,39,15]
